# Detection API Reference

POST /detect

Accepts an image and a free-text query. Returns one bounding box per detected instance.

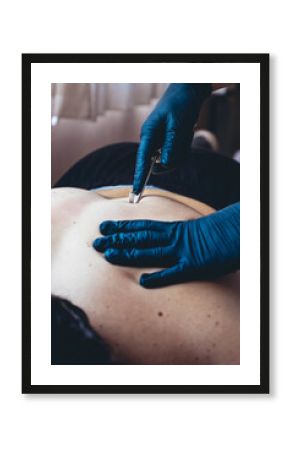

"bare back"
[52,187,240,364]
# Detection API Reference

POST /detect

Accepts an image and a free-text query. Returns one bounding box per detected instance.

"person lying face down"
[51,186,240,365]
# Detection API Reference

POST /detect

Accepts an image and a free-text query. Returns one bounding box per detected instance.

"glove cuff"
[190,83,212,105]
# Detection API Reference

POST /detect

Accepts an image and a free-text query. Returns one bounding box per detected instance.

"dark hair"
[51,295,112,365]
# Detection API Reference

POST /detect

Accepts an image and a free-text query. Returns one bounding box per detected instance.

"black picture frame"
[22,53,269,394]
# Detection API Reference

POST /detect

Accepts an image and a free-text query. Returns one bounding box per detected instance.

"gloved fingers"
[132,135,160,194]
[160,115,181,167]
[103,246,176,268]
[139,262,187,288]
[93,230,170,252]
[160,131,180,167]
[160,115,192,167]
[100,219,177,235]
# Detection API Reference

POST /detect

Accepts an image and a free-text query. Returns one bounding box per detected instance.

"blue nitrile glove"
[133,83,212,194]
[93,202,240,288]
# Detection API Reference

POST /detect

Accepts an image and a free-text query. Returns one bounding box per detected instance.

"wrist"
[191,83,212,99]
[168,83,211,99]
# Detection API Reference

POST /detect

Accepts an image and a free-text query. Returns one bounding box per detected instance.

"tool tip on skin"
[128,191,141,204]
[133,193,141,203]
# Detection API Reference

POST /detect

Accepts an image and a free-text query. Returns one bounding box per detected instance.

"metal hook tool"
[129,149,162,204]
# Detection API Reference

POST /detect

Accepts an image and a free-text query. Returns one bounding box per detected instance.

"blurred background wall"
[51,83,240,186]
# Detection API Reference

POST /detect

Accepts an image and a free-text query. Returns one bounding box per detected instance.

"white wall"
[51,101,158,185]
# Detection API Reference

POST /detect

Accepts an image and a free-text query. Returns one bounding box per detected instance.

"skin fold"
[52,187,240,365]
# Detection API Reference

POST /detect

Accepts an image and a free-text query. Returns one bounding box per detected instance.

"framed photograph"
[22,53,269,394]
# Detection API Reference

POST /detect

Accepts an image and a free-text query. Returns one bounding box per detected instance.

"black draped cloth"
[54,142,240,210]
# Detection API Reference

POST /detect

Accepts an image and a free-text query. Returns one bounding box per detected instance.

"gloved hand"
[93,202,240,288]
[133,83,212,194]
